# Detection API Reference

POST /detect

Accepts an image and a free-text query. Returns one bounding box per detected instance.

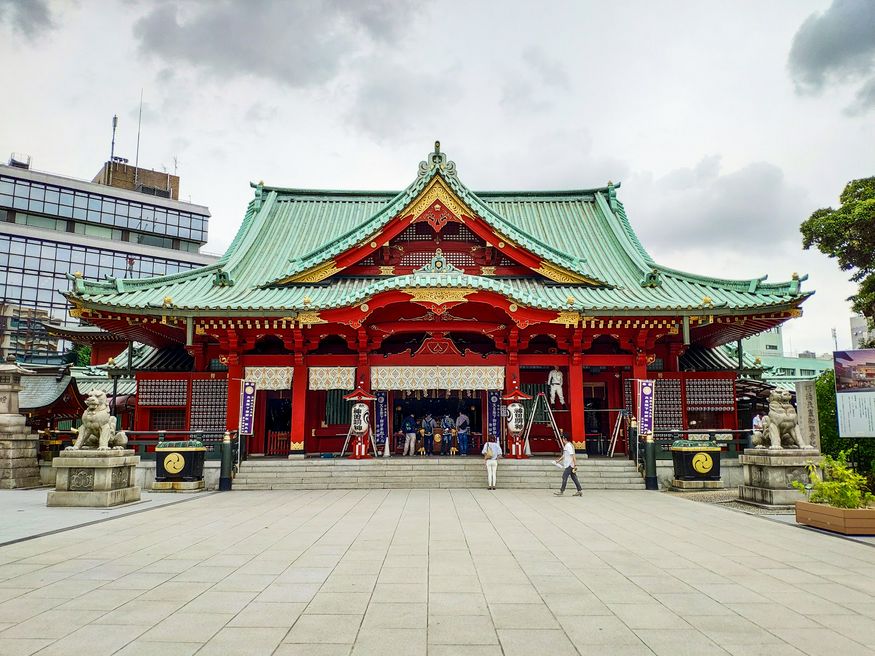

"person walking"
[482,435,501,490]
[554,434,582,496]
[402,414,417,456]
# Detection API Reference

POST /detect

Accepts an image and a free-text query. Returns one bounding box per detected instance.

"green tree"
[67,345,91,367]
[801,177,875,318]
[816,370,875,484]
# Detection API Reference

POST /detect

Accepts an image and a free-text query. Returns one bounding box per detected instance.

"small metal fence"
[631,429,753,464]
[38,429,241,464]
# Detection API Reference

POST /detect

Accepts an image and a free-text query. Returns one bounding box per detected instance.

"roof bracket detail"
[640,269,661,288]
[213,269,234,287]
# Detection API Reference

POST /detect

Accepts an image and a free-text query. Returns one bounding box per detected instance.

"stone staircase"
[233,457,645,490]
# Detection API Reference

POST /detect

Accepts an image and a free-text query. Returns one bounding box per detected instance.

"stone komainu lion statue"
[752,389,808,449]
[67,389,128,451]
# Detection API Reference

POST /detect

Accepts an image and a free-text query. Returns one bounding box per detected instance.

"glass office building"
[0,161,216,363]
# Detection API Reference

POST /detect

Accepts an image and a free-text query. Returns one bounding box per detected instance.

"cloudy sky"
[1,0,874,354]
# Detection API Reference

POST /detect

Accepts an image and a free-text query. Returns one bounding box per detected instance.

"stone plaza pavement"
[1,490,874,656]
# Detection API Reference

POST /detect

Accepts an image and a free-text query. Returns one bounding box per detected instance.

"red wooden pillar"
[290,364,308,454]
[667,343,685,372]
[632,352,648,382]
[569,361,585,451]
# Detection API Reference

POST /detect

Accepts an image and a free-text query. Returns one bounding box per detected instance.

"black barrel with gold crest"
[156,440,207,482]
[670,440,721,481]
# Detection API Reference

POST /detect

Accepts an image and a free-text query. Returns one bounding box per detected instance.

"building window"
[765,344,778,350]
[776,368,796,376]
[148,409,186,431]
[800,369,816,376]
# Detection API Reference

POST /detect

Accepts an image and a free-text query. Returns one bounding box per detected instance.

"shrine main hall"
[65,144,810,457]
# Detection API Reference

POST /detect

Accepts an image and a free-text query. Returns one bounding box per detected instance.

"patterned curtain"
[309,367,355,390]
[370,366,504,390]
[244,367,294,391]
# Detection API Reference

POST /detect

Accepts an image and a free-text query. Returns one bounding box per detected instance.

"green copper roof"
[68,145,811,316]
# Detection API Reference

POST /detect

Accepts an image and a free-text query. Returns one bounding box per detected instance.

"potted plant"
[792,452,875,535]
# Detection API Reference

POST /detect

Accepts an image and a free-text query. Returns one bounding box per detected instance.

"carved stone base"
[47,449,140,507]
[739,448,821,507]
[0,414,40,489]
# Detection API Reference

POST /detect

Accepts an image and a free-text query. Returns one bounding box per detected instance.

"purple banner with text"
[240,380,257,436]
[636,379,655,437]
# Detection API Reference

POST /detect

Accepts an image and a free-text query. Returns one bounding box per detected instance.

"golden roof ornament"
[163,296,173,307]
[702,296,713,306]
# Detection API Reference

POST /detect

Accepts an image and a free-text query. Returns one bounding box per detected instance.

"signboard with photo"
[833,349,875,438]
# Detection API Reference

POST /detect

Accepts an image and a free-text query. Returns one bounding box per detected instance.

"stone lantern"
[0,355,41,489]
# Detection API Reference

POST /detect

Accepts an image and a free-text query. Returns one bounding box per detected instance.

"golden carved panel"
[402,288,473,305]
[549,311,581,327]
[296,311,326,327]
[534,261,600,285]
[283,260,342,284]
[401,176,474,221]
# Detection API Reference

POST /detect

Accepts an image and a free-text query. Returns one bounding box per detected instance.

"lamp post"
[107,357,121,425]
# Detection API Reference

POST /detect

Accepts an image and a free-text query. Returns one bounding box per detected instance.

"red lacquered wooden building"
[64,144,811,457]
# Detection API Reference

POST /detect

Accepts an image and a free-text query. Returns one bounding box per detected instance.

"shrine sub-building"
[64,144,811,457]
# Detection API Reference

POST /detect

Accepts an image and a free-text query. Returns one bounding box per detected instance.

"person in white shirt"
[752,412,764,432]
[548,366,565,406]
[553,434,582,496]
[481,435,502,490]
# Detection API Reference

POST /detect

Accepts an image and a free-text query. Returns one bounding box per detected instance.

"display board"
[834,349,875,438]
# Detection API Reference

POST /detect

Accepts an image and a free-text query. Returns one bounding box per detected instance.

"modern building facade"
[65,144,812,456]
[851,315,875,349]
[0,158,215,363]
[742,326,784,356]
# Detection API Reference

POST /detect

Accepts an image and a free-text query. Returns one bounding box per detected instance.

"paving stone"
[1,489,875,656]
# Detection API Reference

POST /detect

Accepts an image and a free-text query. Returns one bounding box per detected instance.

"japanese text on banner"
[240,381,256,435]
[637,379,655,437]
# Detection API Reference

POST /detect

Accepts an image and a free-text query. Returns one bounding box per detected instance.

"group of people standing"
[401,411,471,456]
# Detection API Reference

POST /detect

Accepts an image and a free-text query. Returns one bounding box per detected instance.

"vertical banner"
[636,379,655,437]
[240,380,256,436]
[374,390,388,445]
[488,390,502,439]
[834,350,875,438]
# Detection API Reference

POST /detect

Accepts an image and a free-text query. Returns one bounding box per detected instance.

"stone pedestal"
[0,357,40,489]
[671,479,724,491]
[0,414,40,489]
[47,449,141,507]
[152,479,204,492]
[739,448,821,507]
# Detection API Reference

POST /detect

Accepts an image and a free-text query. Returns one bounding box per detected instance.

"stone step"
[233,457,644,490]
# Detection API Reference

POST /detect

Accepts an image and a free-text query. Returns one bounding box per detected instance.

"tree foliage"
[801,177,875,318]
[67,345,91,367]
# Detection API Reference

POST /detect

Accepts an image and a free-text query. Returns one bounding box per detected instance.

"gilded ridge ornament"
[296,311,326,327]
[550,311,581,327]
[403,288,474,305]
[534,261,600,285]
[402,176,472,224]
[283,260,342,284]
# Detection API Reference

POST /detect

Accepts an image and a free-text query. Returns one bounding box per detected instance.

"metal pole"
[644,438,658,489]
[112,374,118,428]
[219,430,232,491]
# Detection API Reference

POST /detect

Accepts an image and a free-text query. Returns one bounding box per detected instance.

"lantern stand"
[502,388,532,459]
[341,387,378,459]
